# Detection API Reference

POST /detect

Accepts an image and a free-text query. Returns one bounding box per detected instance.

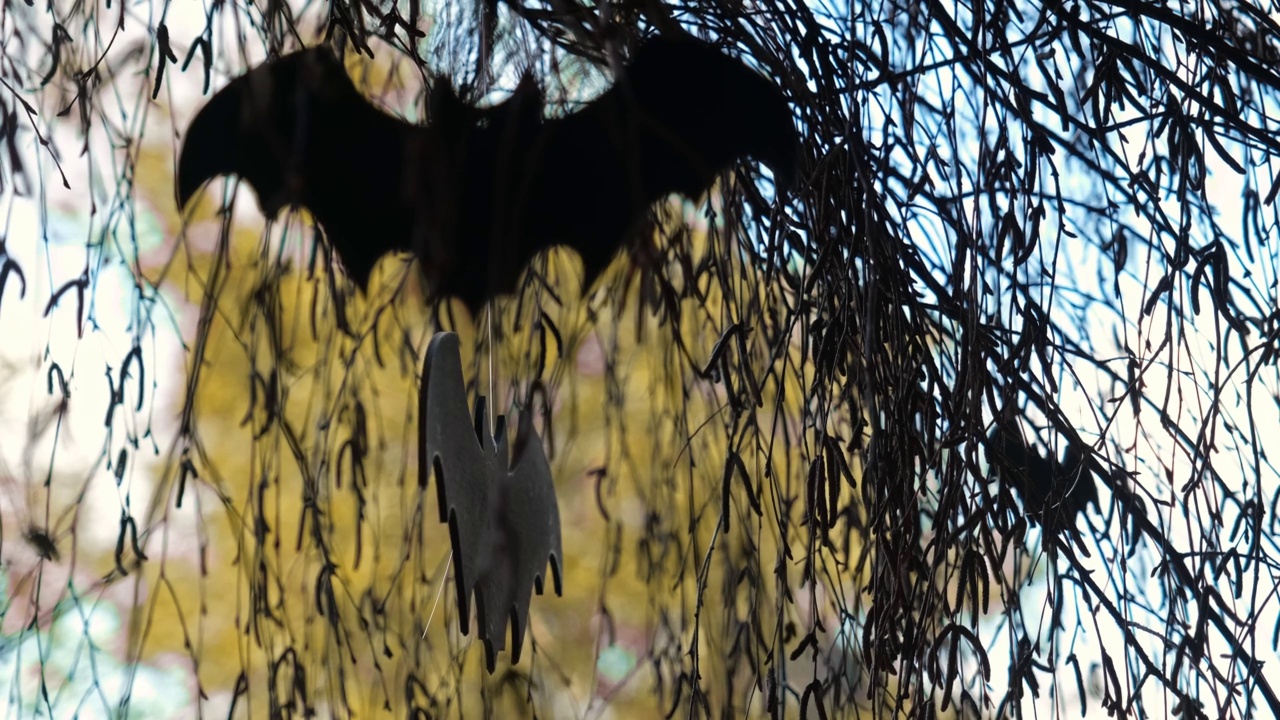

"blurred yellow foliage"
[147,208,865,714]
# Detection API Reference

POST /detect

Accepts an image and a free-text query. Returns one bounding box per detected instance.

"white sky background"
[0,0,1278,717]
[1052,34,1280,720]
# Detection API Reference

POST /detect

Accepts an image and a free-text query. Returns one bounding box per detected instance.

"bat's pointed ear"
[176,80,246,211]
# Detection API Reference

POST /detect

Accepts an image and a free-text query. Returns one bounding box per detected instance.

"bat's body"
[177,37,798,314]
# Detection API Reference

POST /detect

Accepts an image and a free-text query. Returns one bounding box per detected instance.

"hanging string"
[486,302,495,438]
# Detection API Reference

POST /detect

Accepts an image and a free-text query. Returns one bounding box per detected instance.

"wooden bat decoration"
[418,332,563,671]
[176,36,799,315]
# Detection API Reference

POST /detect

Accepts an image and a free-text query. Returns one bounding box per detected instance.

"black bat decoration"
[988,423,1099,543]
[418,331,563,671]
[176,36,799,314]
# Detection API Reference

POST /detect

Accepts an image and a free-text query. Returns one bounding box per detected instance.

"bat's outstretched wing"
[473,411,563,669]
[176,48,431,291]
[418,332,501,635]
[174,47,550,312]
[510,35,801,293]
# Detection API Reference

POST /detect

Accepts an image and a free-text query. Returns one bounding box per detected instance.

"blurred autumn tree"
[2,0,1280,718]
